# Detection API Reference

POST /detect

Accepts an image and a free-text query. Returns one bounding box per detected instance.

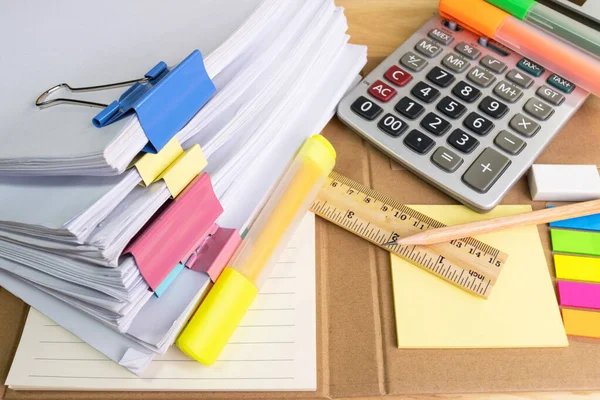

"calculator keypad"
[337,15,588,211]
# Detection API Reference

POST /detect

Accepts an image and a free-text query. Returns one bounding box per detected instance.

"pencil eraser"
[528,164,600,201]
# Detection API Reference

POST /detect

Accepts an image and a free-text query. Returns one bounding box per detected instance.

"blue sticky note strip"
[153,263,185,297]
[548,206,600,232]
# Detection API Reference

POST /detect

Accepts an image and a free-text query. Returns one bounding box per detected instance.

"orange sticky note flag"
[562,308,600,339]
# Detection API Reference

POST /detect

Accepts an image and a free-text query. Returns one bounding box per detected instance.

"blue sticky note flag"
[548,206,600,232]
[153,263,185,297]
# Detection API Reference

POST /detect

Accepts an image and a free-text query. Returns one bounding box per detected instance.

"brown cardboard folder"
[3,1,600,398]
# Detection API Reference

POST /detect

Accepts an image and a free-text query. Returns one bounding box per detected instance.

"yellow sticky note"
[554,254,600,283]
[391,205,567,348]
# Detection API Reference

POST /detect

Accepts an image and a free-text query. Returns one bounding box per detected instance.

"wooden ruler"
[310,171,509,298]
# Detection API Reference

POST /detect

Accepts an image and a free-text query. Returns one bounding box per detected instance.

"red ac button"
[384,65,412,87]
[368,80,397,102]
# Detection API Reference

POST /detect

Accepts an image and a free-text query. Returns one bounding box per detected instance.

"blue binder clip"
[35,50,216,154]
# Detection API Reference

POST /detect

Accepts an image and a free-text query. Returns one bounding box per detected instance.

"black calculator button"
[420,112,451,136]
[404,129,435,154]
[463,112,494,136]
[395,96,424,119]
[350,96,383,120]
[447,129,479,154]
[411,81,440,103]
[426,66,455,88]
[478,96,508,119]
[378,113,408,137]
[451,81,481,103]
[436,96,466,119]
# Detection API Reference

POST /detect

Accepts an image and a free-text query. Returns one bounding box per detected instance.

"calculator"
[336,14,588,212]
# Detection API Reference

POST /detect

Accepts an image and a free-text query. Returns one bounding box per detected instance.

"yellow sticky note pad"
[554,254,600,283]
[391,205,567,348]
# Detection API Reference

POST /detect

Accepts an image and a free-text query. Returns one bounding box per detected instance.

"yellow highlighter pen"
[176,134,336,365]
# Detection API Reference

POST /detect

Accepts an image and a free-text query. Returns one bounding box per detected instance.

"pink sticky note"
[125,173,223,290]
[558,280,600,310]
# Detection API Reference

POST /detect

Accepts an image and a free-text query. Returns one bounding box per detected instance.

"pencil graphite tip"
[381,240,398,247]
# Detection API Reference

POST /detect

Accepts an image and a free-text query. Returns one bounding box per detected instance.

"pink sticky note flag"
[558,280,600,310]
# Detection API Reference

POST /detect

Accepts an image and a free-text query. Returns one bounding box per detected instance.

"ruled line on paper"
[7,213,317,391]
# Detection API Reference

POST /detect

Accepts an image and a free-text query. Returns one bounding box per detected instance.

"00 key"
[378,113,407,137]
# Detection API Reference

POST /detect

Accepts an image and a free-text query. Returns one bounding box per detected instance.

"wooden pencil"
[394,199,600,246]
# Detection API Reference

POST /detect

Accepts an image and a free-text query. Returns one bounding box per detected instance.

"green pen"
[486,0,600,58]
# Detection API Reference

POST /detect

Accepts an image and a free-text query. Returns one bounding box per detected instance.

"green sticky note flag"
[551,229,600,256]
[486,0,535,20]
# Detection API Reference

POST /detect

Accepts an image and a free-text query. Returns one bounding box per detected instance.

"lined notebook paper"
[7,213,316,391]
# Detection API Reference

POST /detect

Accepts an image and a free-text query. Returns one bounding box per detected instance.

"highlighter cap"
[439,0,509,38]
[298,134,337,174]
[486,0,535,20]
[176,267,258,365]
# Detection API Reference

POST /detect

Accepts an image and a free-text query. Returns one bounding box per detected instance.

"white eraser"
[528,164,600,201]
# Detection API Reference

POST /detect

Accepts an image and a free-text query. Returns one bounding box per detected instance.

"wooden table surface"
[1,2,599,400]
[336,1,600,399]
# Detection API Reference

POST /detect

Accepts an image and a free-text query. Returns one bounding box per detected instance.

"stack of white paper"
[0,0,367,380]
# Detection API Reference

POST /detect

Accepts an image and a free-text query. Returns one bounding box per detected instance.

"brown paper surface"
[3,1,600,398]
